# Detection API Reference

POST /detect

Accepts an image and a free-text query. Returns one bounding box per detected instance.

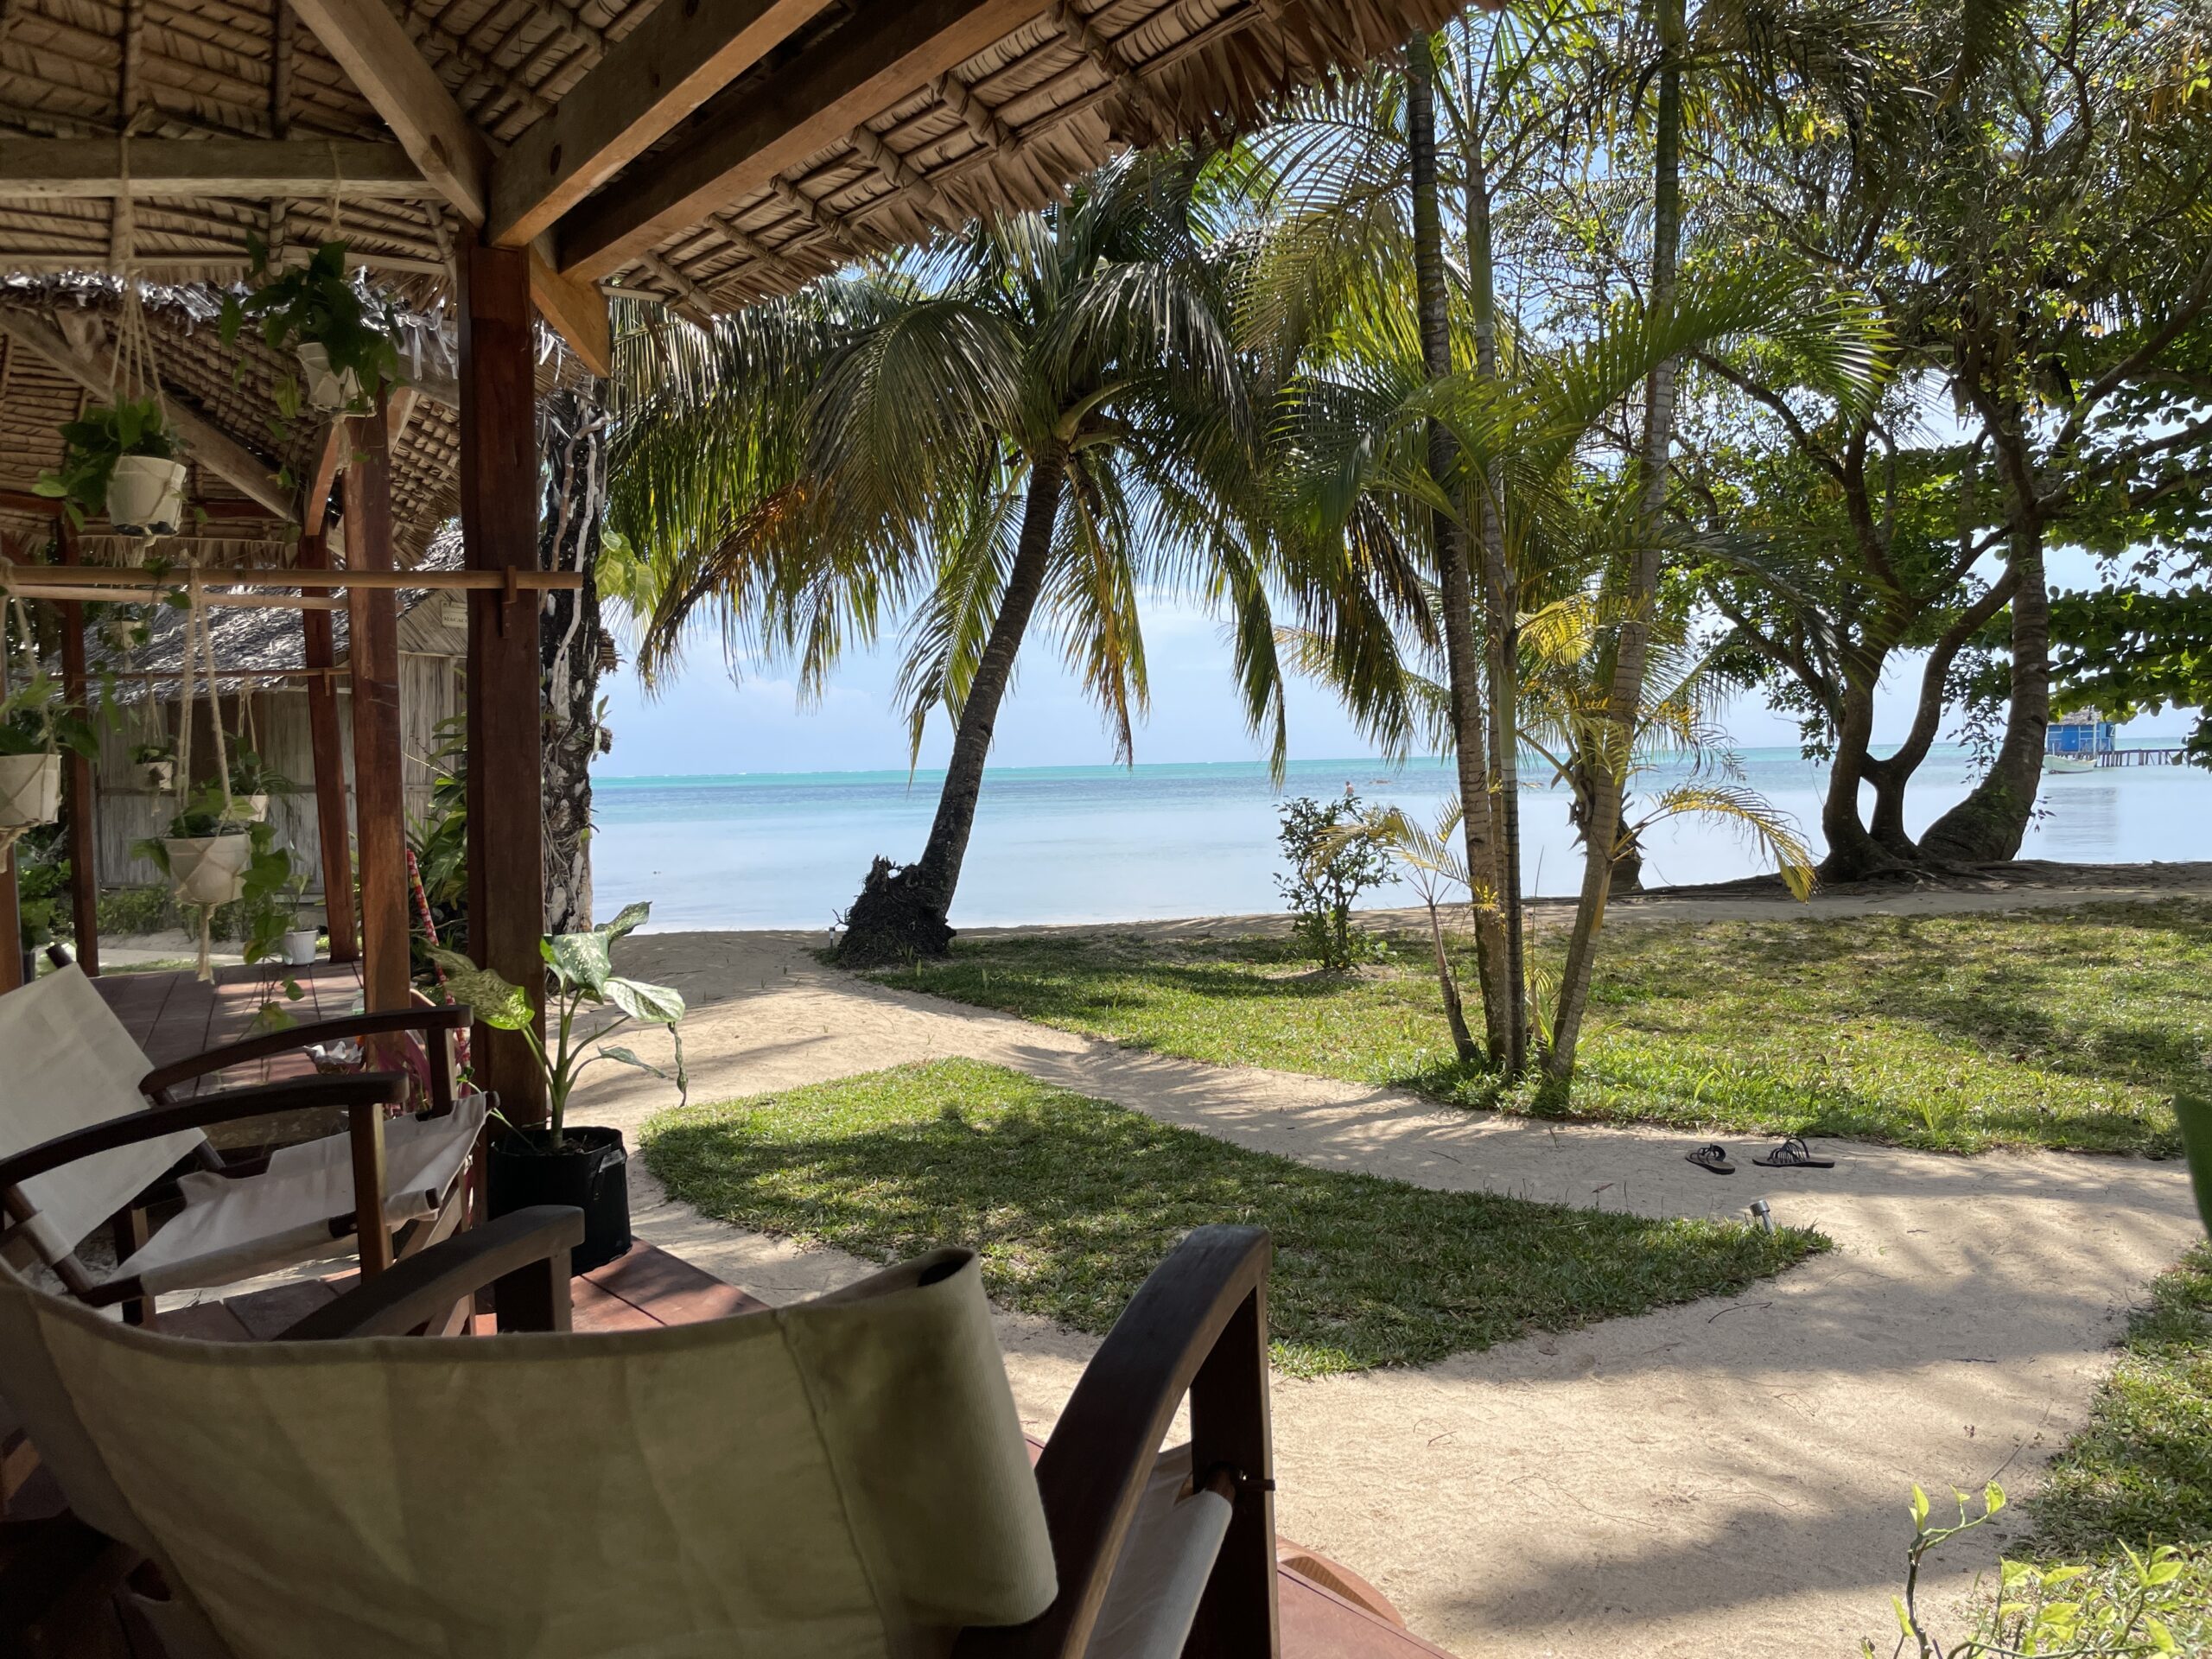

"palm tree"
[608,157,1275,963]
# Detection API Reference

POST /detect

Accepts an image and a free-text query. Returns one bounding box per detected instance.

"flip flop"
[1685,1143,1736,1175]
[1753,1136,1835,1169]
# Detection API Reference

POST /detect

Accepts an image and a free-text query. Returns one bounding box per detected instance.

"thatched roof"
[0,0,1470,315]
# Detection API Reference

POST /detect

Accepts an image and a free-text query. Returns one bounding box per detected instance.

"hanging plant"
[135,782,292,939]
[34,397,188,535]
[0,673,96,831]
[220,238,404,423]
[226,745,296,823]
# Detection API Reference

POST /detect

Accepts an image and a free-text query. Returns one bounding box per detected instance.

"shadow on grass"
[643,1058,1823,1377]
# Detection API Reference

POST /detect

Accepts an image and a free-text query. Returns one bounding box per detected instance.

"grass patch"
[643,1058,1825,1376]
[2031,1243,2212,1557]
[864,905,2209,1154]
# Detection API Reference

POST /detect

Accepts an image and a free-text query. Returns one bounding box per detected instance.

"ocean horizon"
[588,745,2211,932]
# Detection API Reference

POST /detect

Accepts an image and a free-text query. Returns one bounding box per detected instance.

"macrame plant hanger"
[171,570,238,981]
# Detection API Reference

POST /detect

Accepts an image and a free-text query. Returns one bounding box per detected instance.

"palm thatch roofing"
[0,0,1471,568]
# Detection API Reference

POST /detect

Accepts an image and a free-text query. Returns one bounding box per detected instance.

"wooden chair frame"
[3,1004,478,1324]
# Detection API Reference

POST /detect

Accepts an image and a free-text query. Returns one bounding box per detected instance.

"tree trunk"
[838,449,1065,966]
[1427,899,1477,1061]
[1467,134,1528,1072]
[538,387,610,938]
[1816,667,1898,880]
[1919,524,2050,861]
[1868,566,2021,855]
[1408,35,1510,1065]
[1547,0,1682,1084]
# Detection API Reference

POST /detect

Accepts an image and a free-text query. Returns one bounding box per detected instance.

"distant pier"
[2094,747,2188,767]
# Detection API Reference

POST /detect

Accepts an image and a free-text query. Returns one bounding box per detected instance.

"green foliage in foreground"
[868,906,2208,1155]
[643,1058,1823,1377]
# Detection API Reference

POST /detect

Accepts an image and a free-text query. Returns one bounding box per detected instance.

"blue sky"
[598,544,2192,777]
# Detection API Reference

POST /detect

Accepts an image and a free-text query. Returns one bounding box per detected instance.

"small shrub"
[1275,793,1393,969]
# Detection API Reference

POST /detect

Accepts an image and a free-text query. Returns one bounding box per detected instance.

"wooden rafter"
[0,310,294,520]
[556,0,1052,283]
[0,138,430,199]
[489,0,836,249]
[284,0,613,376]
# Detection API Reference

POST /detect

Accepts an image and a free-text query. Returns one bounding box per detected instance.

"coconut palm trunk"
[1466,140,1528,1072]
[1408,36,1509,1065]
[1548,0,1683,1084]
[539,386,610,937]
[839,448,1066,963]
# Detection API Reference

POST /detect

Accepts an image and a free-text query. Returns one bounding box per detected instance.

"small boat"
[2044,753,2098,774]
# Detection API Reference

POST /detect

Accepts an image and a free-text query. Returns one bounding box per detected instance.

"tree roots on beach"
[836,856,955,967]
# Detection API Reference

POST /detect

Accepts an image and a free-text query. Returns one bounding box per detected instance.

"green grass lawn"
[864,904,2209,1155]
[642,1058,1824,1376]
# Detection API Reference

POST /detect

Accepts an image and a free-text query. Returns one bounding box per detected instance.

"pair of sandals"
[1686,1137,1834,1175]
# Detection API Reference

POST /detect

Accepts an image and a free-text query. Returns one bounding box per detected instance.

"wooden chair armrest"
[0,1077,408,1195]
[140,1007,469,1106]
[277,1206,585,1339]
[955,1224,1276,1659]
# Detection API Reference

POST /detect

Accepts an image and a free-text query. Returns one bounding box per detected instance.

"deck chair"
[0,1192,1278,1659]
[0,965,483,1319]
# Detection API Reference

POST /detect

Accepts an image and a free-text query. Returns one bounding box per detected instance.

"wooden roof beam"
[488,0,837,251]
[0,309,294,520]
[0,138,432,199]
[556,0,1052,283]
[286,0,613,376]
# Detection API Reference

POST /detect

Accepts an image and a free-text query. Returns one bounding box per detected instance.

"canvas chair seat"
[0,965,480,1303]
[114,1092,485,1294]
[0,1243,1063,1659]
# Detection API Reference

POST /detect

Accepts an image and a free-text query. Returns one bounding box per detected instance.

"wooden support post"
[298,530,359,963]
[459,243,549,1122]
[341,395,410,1013]
[55,524,98,976]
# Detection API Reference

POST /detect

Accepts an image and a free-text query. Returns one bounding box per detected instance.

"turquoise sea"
[591,746,2211,931]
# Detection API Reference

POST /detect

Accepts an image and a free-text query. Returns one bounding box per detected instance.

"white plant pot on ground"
[283,927,319,966]
[0,753,60,828]
[295,343,360,411]
[106,455,188,537]
[165,833,253,907]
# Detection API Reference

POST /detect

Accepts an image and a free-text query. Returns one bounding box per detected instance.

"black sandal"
[1753,1136,1834,1169]
[1685,1143,1736,1175]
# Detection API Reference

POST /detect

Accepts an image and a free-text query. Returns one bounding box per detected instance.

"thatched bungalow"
[0,0,1483,1652]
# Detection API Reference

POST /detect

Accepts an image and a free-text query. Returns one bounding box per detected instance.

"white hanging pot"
[296,343,360,411]
[165,832,253,907]
[283,927,319,966]
[242,793,270,823]
[0,753,60,828]
[107,455,188,537]
[142,759,174,791]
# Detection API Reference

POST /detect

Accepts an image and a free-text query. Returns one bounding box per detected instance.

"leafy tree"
[609,156,1275,964]
[1275,793,1395,969]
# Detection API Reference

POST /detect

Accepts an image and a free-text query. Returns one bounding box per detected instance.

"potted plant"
[226,747,295,823]
[131,735,175,791]
[429,902,685,1274]
[220,237,404,420]
[279,875,320,966]
[134,783,286,912]
[35,397,188,534]
[0,674,96,830]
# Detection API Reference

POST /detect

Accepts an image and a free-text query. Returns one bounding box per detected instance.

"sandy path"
[576,909,2202,1659]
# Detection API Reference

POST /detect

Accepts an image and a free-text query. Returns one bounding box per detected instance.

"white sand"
[576,886,2203,1658]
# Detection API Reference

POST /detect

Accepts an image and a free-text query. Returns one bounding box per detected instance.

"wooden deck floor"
[92,959,365,1087]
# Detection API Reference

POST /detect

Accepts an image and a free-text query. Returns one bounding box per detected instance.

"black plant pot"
[486,1124,632,1276]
